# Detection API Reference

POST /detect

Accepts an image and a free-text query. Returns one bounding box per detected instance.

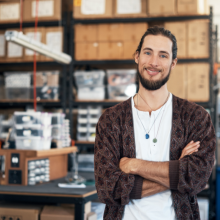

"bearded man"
[94,26,216,220]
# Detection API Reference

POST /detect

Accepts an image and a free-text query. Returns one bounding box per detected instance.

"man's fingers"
[185,141,200,150]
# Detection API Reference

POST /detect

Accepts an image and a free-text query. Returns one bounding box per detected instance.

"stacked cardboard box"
[0,27,63,63]
[167,63,209,102]
[75,23,148,60]
[164,20,209,59]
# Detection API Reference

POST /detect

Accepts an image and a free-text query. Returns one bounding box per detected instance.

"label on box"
[0,3,19,20]
[0,34,5,56]
[46,32,62,52]
[32,1,54,17]
[23,139,31,147]
[7,42,23,58]
[23,130,31,136]
[22,116,31,122]
[25,32,42,56]
[81,0,105,15]
[117,0,141,14]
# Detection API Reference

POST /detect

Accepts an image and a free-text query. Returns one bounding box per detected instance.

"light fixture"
[5,31,72,64]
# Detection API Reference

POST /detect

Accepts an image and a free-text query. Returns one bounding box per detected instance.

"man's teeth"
[147,69,159,73]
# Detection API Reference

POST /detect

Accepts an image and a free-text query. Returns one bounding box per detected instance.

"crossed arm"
[119,141,200,198]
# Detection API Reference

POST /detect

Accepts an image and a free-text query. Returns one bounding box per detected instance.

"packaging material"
[198,198,209,220]
[123,23,148,42]
[108,84,137,100]
[74,24,98,42]
[23,0,62,22]
[75,42,98,60]
[91,202,105,220]
[6,29,23,62]
[0,1,20,23]
[167,64,187,99]
[73,0,113,19]
[77,86,105,100]
[23,27,46,61]
[74,70,105,87]
[98,42,123,60]
[41,205,74,220]
[148,0,176,16]
[87,212,97,220]
[177,0,209,15]
[187,20,209,58]
[123,40,139,59]
[187,63,209,102]
[0,203,42,220]
[44,27,63,61]
[98,23,124,41]
[36,71,59,87]
[4,72,31,88]
[0,31,6,62]
[114,0,147,18]
[164,22,187,58]
[107,69,136,85]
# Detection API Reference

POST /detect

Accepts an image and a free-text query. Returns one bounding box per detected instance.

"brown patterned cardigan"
[94,95,216,220]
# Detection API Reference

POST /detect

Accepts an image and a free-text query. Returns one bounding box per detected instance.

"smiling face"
[135,34,177,91]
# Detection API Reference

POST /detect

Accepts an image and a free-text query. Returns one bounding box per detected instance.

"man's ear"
[135,51,139,64]
[171,58,178,70]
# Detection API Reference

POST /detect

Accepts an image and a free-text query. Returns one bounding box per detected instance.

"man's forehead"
[142,35,173,52]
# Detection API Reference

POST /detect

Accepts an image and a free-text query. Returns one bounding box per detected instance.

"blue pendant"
[145,134,149,139]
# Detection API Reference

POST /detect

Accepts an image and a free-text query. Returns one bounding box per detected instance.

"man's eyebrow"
[143,47,170,55]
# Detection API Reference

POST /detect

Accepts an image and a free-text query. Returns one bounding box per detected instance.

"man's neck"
[134,84,169,114]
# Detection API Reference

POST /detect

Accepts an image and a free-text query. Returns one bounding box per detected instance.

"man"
[94,26,216,220]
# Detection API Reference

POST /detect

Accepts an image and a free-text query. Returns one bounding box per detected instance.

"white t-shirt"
[122,93,176,220]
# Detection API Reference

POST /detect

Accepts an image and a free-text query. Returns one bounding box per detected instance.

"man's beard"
[137,65,172,91]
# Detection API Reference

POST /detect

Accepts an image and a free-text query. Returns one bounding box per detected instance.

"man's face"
[135,34,177,91]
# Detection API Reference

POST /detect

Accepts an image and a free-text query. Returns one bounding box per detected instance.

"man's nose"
[149,54,159,67]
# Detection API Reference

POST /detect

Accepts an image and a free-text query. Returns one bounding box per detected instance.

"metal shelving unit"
[0,14,68,113]
[69,7,217,220]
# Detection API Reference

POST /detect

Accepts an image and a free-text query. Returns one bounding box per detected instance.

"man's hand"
[179,141,200,160]
[119,157,134,174]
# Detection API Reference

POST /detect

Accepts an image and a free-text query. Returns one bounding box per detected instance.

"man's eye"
[160,55,167,58]
[145,52,151,55]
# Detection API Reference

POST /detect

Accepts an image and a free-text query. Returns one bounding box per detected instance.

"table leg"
[75,202,85,220]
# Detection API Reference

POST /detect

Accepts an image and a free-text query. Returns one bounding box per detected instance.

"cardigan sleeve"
[169,109,216,196]
[94,116,143,206]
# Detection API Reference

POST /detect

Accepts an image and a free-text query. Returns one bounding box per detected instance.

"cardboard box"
[167,64,187,99]
[75,42,98,60]
[123,41,139,59]
[0,0,20,23]
[123,23,148,41]
[164,22,187,58]
[187,20,209,58]
[73,0,113,19]
[114,0,147,18]
[0,30,6,62]
[74,24,98,42]
[98,23,124,41]
[87,212,97,220]
[41,205,74,220]
[23,27,46,61]
[0,203,42,220]
[44,27,63,61]
[177,0,209,15]
[148,0,176,16]
[98,42,123,60]
[6,29,24,62]
[187,63,209,102]
[23,0,62,22]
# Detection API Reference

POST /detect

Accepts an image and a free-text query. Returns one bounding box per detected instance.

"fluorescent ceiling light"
[5,31,72,64]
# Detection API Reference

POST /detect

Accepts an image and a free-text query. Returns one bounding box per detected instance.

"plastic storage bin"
[108,84,137,100]
[5,88,31,100]
[51,125,64,139]
[15,137,51,150]
[15,125,52,138]
[14,112,42,125]
[77,86,105,100]
[74,70,105,86]
[107,69,136,86]
[4,72,31,88]
[51,113,65,125]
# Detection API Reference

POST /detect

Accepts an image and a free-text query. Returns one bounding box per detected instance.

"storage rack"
[69,7,218,220]
[0,15,69,112]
